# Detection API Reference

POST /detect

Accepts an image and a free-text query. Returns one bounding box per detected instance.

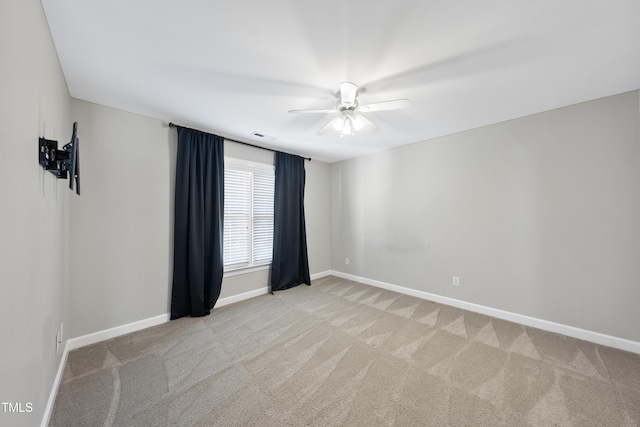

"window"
[223,158,274,271]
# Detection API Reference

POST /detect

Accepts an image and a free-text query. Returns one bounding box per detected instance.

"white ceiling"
[42,0,639,163]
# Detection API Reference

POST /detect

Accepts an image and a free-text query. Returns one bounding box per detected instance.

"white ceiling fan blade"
[340,82,358,107]
[289,108,337,114]
[358,99,411,112]
[318,117,343,135]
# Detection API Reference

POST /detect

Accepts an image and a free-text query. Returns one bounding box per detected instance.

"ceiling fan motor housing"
[339,81,358,108]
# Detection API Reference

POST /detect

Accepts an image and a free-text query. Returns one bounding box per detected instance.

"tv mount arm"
[38,121,80,195]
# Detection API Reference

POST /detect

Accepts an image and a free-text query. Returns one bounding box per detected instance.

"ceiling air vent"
[251,132,276,141]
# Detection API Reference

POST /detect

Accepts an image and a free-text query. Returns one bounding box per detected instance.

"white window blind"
[223,159,274,270]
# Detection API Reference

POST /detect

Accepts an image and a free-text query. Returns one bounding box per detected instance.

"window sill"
[224,264,270,277]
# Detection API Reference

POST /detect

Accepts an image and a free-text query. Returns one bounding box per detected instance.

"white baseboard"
[311,270,332,281]
[40,340,70,427]
[217,270,331,306]
[217,287,270,307]
[329,270,640,355]
[67,313,171,351]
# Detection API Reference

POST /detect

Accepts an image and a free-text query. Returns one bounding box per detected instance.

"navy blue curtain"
[270,152,311,291]
[170,126,224,320]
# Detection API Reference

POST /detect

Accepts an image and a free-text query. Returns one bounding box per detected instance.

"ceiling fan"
[289,82,411,136]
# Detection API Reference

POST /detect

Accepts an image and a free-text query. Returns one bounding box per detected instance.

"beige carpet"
[50,276,640,426]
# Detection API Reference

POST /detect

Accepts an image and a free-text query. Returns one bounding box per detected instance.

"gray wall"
[0,0,71,425]
[331,90,640,343]
[69,101,175,338]
[69,100,332,338]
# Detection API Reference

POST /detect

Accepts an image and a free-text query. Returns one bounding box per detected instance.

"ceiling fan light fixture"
[333,117,345,131]
[341,118,353,136]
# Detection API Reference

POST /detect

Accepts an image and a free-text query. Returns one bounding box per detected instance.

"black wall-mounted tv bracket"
[38,122,80,195]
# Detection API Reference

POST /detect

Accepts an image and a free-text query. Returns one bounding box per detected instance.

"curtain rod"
[168,122,311,161]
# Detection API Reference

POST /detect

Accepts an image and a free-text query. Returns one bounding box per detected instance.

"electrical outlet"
[453,276,460,287]
[55,322,64,354]
[345,258,350,265]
